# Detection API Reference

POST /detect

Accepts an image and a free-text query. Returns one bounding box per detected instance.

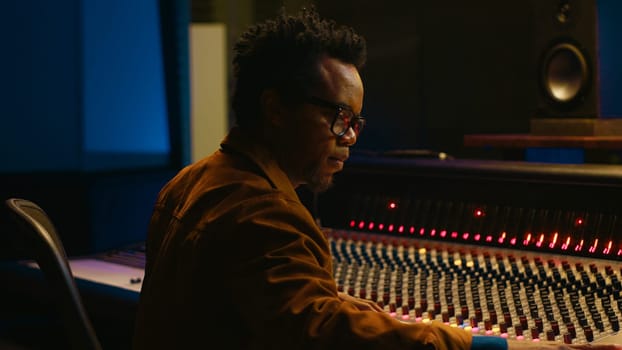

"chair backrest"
[5,198,103,350]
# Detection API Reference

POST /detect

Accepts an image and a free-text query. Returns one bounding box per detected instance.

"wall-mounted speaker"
[531,0,622,136]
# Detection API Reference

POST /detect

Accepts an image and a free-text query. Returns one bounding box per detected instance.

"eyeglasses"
[306,96,366,137]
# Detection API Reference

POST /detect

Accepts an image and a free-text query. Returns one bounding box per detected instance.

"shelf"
[464,134,622,149]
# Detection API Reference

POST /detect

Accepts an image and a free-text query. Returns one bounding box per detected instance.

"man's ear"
[260,89,285,127]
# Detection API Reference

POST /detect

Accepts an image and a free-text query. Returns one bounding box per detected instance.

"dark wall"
[0,170,174,258]
[314,0,535,158]
[314,1,426,154]
[418,1,535,156]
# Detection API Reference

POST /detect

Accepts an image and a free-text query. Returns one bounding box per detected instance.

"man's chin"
[306,174,334,193]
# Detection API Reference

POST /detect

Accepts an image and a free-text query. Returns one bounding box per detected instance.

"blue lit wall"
[1,0,82,172]
[82,0,169,164]
[598,0,622,117]
[1,0,170,172]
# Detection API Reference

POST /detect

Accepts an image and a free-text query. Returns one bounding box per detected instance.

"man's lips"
[329,156,348,163]
[328,155,348,171]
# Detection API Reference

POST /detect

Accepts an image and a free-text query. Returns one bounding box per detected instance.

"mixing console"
[327,228,622,343]
[313,155,622,344]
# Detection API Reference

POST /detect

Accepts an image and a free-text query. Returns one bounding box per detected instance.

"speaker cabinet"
[534,0,597,118]
[532,0,622,135]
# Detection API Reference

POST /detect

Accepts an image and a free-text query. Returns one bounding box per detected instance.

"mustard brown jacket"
[132,127,472,350]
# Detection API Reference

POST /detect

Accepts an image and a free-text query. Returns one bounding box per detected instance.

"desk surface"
[464,134,622,149]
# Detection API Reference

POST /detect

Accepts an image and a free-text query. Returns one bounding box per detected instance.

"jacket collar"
[220,127,300,201]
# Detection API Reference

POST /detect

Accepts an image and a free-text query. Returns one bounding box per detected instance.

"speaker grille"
[542,43,588,104]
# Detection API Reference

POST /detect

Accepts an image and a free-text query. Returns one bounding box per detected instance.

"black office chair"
[4,198,103,350]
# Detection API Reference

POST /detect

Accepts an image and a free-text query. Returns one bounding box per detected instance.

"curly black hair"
[231,6,367,128]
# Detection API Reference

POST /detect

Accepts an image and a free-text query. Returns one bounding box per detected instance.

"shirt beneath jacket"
[132,127,500,350]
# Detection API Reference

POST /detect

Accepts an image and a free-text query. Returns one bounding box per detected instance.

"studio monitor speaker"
[531,0,622,136]
[534,0,597,118]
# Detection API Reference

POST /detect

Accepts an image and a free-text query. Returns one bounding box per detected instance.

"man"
[133,7,621,350]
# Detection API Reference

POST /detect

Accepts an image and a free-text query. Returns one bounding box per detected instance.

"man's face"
[277,56,364,192]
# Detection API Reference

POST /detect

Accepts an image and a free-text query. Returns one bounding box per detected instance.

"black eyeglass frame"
[306,96,366,137]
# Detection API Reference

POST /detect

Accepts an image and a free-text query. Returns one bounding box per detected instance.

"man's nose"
[338,126,357,146]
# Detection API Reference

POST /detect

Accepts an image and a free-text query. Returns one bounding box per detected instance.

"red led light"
[574,217,584,226]
[474,234,481,241]
[349,220,356,228]
[430,229,436,237]
[398,225,404,233]
[440,230,447,238]
[368,222,375,230]
[498,232,507,244]
[388,201,398,210]
[462,232,470,240]
[419,228,425,235]
[549,232,559,249]
[409,226,415,234]
[485,236,493,242]
[473,208,485,218]
[603,241,613,254]
[451,231,458,238]
[535,234,545,248]
[358,221,365,229]
[510,238,517,245]
[588,239,599,253]
[561,236,571,250]
[388,224,394,232]
[378,223,384,231]
[523,233,532,246]
[575,239,584,252]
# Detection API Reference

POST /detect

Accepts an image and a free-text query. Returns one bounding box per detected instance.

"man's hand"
[337,291,384,312]
[507,339,622,350]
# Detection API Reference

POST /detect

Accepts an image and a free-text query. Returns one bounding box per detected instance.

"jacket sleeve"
[212,193,474,350]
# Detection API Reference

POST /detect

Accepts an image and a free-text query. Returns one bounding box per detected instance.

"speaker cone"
[542,43,588,104]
